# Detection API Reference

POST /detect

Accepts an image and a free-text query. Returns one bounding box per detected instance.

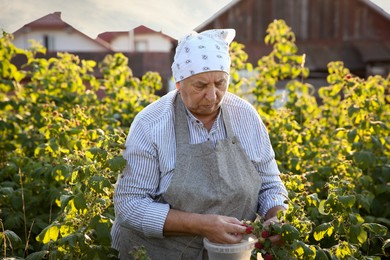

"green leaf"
[376,218,390,226]
[271,223,282,234]
[349,213,365,225]
[356,193,373,212]
[89,175,111,193]
[86,147,108,161]
[95,218,112,245]
[318,166,333,175]
[362,223,388,236]
[0,186,14,195]
[58,233,79,247]
[108,155,127,172]
[52,164,71,181]
[371,136,383,150]
[313,223,334,241]
[66,127,83,135]
[347,129,357,143]
[37,223,60,244]
[314,247,330,260]
[4,211,24,229]
[3,230,22,246]
[282,224,300,242]
[306,193,319,207]
[60,195,74,210]
[338,195,355,208]
[13,70,26,82]
[383,239,390,256]
[264,34,271,45]
[348,105,360,117]
[263,238,271,248]
[334,241,353,258]
[375,184,390,195]
[73,193,87,211]
[295,240,315,257]
[25,251,49,260]
[349,224,367,244]
[318,200,330,215]
[353,150,375,170]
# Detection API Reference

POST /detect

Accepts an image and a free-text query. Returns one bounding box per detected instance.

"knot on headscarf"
[171,29,236,83]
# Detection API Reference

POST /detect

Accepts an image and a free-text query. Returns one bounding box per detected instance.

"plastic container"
[203,235,257,260]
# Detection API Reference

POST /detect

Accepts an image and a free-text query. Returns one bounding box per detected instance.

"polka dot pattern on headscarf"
[171,29,236,83]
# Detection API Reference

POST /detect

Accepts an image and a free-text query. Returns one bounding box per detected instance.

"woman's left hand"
[262,214,284,246]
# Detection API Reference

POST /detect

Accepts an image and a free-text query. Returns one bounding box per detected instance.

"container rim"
[203,235,257,253]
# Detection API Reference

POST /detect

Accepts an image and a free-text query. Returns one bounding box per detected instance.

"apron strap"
[221,103,235,139]
[174,93,190,145]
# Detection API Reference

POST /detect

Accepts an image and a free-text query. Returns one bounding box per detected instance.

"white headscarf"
[171,29,236,83]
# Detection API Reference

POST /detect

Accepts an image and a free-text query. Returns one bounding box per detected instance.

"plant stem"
[1,219,6,259]
[19,168,28,257]
[25,220,35,255]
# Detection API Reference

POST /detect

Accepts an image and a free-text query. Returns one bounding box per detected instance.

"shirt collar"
[184,106,222,131]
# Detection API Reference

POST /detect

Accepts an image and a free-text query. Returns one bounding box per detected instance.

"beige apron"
[119,94,261,260]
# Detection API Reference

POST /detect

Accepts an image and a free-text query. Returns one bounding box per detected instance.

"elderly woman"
[111,29,287,259]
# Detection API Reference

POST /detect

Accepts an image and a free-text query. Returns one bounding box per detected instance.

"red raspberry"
[261,230,270,238]
[255,242,264,250]
[264,253,273,260]
[245,226,254,234]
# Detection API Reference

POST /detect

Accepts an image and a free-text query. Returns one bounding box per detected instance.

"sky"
[0,0,389,40]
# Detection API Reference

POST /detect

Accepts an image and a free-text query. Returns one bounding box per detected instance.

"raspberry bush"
[1,20,389,259]
[230,20,389,260]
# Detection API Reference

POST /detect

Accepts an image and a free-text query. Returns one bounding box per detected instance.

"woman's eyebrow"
[192,77,226,86]
[192,80,208,86]
[216,78,226,84]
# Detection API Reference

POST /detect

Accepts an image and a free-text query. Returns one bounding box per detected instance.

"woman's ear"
[175,82,181,90]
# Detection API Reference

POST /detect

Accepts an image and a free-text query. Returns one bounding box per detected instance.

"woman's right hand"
[163,210,246,244]
[197,214,247,244]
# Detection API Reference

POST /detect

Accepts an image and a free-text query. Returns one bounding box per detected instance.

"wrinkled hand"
[262,216,284,246]
[200,214,247,244]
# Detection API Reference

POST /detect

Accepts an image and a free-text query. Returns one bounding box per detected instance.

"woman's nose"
[205,87,217,101]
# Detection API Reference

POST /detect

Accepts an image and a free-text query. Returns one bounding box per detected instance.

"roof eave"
[194,0,241,31]
[361,0,390,20]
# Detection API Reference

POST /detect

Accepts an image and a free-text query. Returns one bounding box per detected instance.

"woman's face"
[176,71,229,118]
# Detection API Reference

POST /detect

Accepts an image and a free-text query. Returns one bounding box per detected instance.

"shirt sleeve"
[113,118,170,238]
[253,118,288,216]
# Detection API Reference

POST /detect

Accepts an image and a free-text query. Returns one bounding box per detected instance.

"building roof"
[196,0,389,32]
[96,31,128,43]
[13,12,112,51]
[194,0,390,75]
[195,0,241,32]
[15,12,66,30]
[361,0,390,20]
[97,25,175,44]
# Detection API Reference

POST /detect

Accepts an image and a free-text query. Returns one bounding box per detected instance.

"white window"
[135,40,147,52]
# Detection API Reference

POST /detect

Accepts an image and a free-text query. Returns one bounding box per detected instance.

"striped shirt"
[111,90,287,250]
